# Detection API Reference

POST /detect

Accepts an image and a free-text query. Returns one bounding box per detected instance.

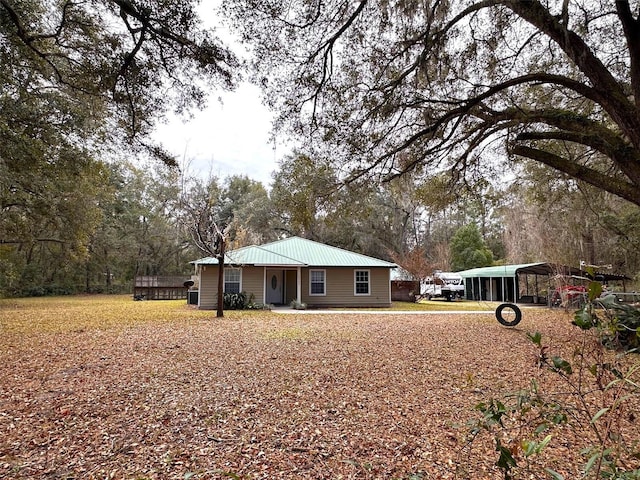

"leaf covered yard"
[1,297,639,479]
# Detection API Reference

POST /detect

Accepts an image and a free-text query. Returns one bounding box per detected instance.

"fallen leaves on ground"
[1,297,638,479]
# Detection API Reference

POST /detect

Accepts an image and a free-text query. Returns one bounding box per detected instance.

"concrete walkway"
[273,308,497,315]
[271,303,545,315]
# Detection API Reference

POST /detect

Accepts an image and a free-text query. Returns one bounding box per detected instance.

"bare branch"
[504,0,640,147]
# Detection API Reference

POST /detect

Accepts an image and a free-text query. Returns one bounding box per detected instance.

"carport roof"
[458,263,628,281]
[458,263,583,278]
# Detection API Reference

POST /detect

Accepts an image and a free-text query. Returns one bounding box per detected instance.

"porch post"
[263,267,267,304]
[296,266,302,304]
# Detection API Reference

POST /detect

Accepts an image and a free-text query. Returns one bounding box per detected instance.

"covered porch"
[262,267,302,306]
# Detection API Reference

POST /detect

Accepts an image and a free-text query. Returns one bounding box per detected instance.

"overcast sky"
[153,81,282,188]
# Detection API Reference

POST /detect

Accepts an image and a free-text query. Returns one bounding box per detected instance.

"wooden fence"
[133,276,192,300]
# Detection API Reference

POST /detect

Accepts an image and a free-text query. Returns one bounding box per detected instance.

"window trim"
[309,269,326,296]
[354,269,371,296]
[224,267,242,294]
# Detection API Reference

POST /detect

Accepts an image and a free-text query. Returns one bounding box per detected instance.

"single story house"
[191,236,397,309]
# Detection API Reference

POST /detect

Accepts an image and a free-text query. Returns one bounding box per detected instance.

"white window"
[354,270,370,295]
[309,269,326,296]
[224,268,241,293]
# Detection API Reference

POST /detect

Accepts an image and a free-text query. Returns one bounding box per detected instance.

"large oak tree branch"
[615,1,640,107]
[484,107,640,185]
[504,0,640,148]
[374,73,603,167]
[515,130,640,186]
[511,145,640,206]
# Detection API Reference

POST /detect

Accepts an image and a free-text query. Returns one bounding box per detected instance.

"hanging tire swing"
[495,303,522,327]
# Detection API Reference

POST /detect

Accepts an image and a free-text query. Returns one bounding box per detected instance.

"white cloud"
[153,82,281,187]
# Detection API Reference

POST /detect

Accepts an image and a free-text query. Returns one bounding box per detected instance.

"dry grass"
[0,295,228,334]
[1,296,638,479]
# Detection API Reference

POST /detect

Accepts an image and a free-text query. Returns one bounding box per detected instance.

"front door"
[266,269,283,305]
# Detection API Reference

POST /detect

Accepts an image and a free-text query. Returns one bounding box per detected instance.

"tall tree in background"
[103,163,192,280]
[450,224,494,271]
[270,152,339,239]
[1,1,240,296]
[270,152,429,260]
[218,175,275,248]
[1,160,200,296]
[0,151,108,294]
[224,0,640,206]
[180,174,275,317]
[503,163,640,274]
[182,176,228,317]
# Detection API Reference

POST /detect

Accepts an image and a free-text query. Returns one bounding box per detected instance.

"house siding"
[301,267,391,307]
[198,265,265,309]
[198,264,392,309]
[242,267,265,303]
[199,265,219,310]
[284,270,297,304]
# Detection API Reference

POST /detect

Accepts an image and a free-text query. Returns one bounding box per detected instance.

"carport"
[458,263,584,305]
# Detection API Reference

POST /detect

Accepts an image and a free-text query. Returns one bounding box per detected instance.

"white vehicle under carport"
[421,271,465,301]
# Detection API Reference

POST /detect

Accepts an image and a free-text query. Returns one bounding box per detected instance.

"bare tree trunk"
[216,237,225,318]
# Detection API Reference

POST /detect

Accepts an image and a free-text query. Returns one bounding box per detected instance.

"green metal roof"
[458,263,625,280]
[194,244,306,267]
[457,263,549,278]
[193,237,397,268]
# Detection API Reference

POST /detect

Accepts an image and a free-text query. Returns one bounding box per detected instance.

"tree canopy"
[450,224,494,271]
[1,0,238,161]
[1,0,240,295]
[2,1,640,297]
[224,0,640,206]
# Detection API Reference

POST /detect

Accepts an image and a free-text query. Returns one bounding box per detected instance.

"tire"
[495,303,522,327]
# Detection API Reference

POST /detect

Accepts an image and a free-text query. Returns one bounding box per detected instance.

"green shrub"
[575,293,640,351]
[290,299,307,310]
[223,292,265,310]
[465,279,640,480]
[223,292,248,309]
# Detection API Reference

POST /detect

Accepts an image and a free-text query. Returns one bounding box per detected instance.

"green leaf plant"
[464,287,640,479]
